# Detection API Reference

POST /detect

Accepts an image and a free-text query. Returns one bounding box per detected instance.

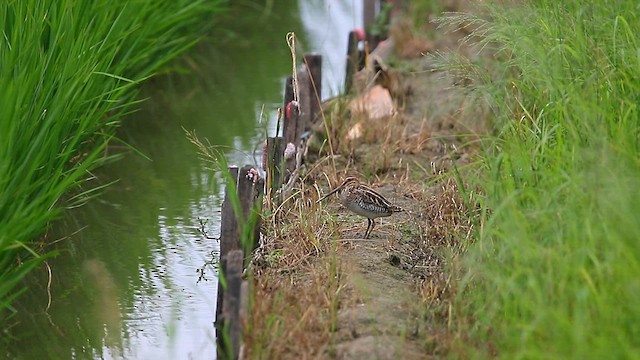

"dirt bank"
[245,1,484,358]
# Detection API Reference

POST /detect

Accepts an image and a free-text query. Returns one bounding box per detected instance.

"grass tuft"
[244,178,344,359]
[450,1,640,357]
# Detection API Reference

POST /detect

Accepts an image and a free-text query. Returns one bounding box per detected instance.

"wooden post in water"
[363,0,377,31]
[303,53,322,124]
[283,101,301,146]
[297,66,312,133]
[236,165,263,256]
[219,166,240,255]
[266,137,284,196]
[363,0,395,53]
[215,166,264,359]
[345,30,363,93]
[283,76,294,112]
[216,166,239,359]
[282,101,301,177]
[219,249,244,360]
[252,175,264,253]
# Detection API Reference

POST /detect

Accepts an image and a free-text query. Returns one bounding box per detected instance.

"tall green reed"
[0,0,224,317]
[452,0,640,358]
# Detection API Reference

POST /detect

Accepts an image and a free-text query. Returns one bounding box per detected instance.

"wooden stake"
[283,75,294,112]
[219,166,240,256]
[303,53,322,124]
[266,137,284,195]
[282,101,301,177]
[363,0,377,31]
[297,67,312,133]
[216,166,239,360]
[236,165,264,256]
[217,249,243,360]
[345,31,361,93]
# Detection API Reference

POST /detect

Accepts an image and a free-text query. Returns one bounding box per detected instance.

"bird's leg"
[364,218,374,239]
[370,219,376,238]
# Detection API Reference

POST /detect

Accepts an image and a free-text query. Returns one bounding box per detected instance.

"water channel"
[7,1,361,359]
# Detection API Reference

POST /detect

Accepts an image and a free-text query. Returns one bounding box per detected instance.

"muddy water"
[7,1,360,359]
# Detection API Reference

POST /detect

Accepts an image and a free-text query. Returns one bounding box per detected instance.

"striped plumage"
[317,177,403,238]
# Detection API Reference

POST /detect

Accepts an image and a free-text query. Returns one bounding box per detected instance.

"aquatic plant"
[0,0,225,317]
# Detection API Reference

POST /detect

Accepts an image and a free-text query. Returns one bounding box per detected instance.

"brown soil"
[331,228,428,359]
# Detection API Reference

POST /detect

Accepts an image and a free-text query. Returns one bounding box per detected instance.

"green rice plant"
[450,0,640,358]
[0,0,224,317]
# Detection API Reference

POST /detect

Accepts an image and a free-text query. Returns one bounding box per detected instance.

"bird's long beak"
[316,185,342,203]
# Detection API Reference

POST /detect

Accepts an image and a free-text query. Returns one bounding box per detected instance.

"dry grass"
[385,175,477,284]
[382,174,479,356]
[258,116,479,357]
[245,259,344,359]
[246,114,480,359]
[243,180,347,359]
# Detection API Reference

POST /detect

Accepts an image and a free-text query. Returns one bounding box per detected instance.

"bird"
[316,177,403,238]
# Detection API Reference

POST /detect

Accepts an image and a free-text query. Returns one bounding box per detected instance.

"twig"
[198,218,218,240]
[197,250,219,283]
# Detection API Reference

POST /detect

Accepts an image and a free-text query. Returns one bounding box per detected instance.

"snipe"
[317,177,403,238]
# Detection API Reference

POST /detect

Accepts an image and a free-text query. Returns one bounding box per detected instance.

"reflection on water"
[7,1,358,359]
[299,0,363,98]
[82,259,121,350]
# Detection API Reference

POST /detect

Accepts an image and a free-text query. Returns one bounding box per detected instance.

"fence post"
[216,166,239,359]
[297,67,312,134]
[215,166,264,359]
[252,175,264,253]
[282,101,301,178]
[344,30,364,93]
[219,166,240,255]
[266,137,284,197]
[236,165,263,257]
[363,0,377,31]
[283,75,294,112]
[218,249,244,360]
[303,53,322,124]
